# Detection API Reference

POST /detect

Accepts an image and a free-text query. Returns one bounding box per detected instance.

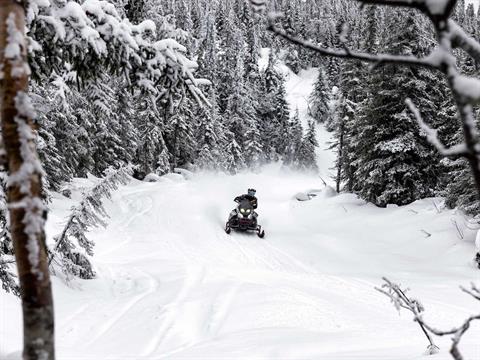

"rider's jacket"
[234,194,258,209]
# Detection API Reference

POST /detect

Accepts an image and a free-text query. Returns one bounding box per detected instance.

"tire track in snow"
[84,268,159,346]
[57,302,92,335]
[141,264,206,357]
[96,194,154,258]
[228,233,281,271]
[205,282,241,337]
[225,229,314,275]
[117,194,154,231]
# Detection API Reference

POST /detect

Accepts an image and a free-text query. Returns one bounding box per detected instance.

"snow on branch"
[405,99,468,157]
[377,278,480,360]
[0,256,19,296]
[27,0,208,106]
[449,20,480,64]
[249,0,267,13]
[376,278,439,355]
[356,0,457,19]
[49,164,134,280]
[266,16,440,71]
[461,283,480,301]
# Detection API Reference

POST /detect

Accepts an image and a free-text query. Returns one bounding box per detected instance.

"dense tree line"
[306,0,480,215]
[30,0,318,187]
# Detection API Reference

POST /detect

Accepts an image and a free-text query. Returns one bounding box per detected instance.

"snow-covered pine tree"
[352,9,440,207]
[87,78,129,176]
[224,131,246,174]
[298,120,319,171]
[244,122,264,168]
[284,108,304,168]
[461,4,477,75]
[0,169,18,296]
[224,38,263,169]
[272,80,292,158]
[50,165,135,279]
[165,98,197,171]
[136,97,171,178]
[195,87,227,170]
[31,81,66,191]
[114,80,139,167]
[197,7,219,83]
[309,67,331,124]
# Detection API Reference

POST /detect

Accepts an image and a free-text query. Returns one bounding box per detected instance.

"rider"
[229,188,258,224]
[234,188,258,209]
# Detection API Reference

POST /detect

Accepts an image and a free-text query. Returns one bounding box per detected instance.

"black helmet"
[247,188,256,196]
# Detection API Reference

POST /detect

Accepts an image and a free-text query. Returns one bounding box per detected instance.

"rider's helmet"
[248,188,256,197]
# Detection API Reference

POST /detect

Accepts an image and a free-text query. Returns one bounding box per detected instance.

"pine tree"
[195,87,226,170]
[309,67,331,124]
[50,165,134,280]
[168,110,196,170]
[298,120,319,171]
[224,131,246,173]
[0,169,18,296]
[284,109,304,168]
[272,81,292,157]
[353,9,440,207]
[136,98,171,178]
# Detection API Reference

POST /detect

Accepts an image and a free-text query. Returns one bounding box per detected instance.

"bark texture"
[0,2,55,359]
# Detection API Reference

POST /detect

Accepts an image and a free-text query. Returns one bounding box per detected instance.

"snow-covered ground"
[2,60,479,359]
[3,166,479,359]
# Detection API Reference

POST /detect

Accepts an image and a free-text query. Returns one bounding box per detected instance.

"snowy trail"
[4,166,478,360]
[2,70,479,359]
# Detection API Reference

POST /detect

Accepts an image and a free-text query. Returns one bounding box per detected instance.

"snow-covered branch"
[376,278,439,355]
[27,0,208,106]
[378,278,480,360]
[356,0,457,19]
[266,19,439,70]
[50,164,134,279]
[449,20,480,64]
[405,99,468,157]
[460,283,480,301]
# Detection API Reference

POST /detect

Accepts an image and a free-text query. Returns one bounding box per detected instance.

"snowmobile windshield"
[238,199,253,214]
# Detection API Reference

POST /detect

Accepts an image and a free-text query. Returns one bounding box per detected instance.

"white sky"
[467,0,479,10]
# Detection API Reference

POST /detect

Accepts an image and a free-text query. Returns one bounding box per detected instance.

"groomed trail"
[2,66,479,359]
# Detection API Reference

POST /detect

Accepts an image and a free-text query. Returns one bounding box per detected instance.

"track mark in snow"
[118,194,154,231]
[141,264,206,357]
[58,302,91,332]
[206,282,241,337]
[85,268,158,346]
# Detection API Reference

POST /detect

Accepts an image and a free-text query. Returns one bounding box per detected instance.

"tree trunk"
[336,120,344,193]
[0,2,55,359]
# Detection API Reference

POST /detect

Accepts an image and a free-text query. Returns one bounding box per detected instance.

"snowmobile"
[225,199,265,238]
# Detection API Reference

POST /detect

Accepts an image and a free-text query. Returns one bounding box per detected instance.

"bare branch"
[266,19,439,71]
[378,278,480,360]
[460,283,480,301]
[419,314,480,360]
[421,229,432,237]
[376,278,438,353]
